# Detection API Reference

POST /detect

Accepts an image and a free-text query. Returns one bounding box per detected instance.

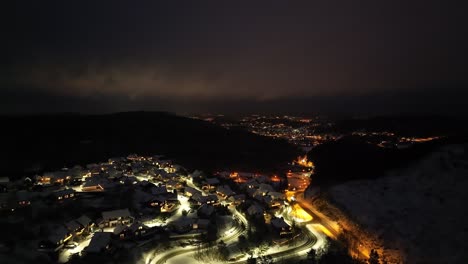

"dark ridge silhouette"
[0,112,299,179]
[307,135,467,186]
[334,115,468,137]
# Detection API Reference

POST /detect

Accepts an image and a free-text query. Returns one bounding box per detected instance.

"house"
[202,178,220,191]
[128,222,151,238]
[166,179,183,191]
[184,186,202,197]
[271,218,292,237]
[65,220,82,235]
[146,196,166,208]
[40,226,72,251]
[113,224,128,240]
[75,215,93,233]
[84,232,112,255]
[190,193,204,205]
[227,194,246,206]
[205,194,219,205]
[247,204,264,217]
[197,204,215,218]
[153,169,169,181]
[37,172,54,185]
[216,185,235,199]
[160,200,179,213]
[52,188,76,201]
[191,193,218,205]
[53,171,70,185]
[81,177,105,192]
[100,209,133,227]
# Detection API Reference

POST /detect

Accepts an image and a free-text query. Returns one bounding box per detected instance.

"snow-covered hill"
[329,144,468,263]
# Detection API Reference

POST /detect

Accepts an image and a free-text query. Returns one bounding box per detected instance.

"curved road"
[146,208,247,264]
[231,229,317,264]
[295,191,369,259]
[146,208,317,264]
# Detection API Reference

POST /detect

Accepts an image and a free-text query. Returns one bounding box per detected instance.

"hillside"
[0,112,298,178]
[326,144,468,263]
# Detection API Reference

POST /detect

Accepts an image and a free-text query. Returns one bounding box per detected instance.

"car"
[64,242,78,249]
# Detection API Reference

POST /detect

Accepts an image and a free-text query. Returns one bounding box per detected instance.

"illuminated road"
[229,228,317,264]
[144,207,247,264]
[295,191,340,238]
[265,231,316,263]
[142,177,332,264]
[58,236,92,263]
[295,191,369,259]
[145,205,322,264]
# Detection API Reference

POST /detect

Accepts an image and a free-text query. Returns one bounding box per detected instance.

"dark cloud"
[1,1,467,114]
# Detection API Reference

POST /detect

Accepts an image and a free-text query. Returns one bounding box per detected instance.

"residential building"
[99,209,133,228]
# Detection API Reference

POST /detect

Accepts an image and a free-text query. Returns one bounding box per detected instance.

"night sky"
[1,1,467,115]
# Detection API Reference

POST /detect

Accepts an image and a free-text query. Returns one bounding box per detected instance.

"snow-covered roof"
[53,188,75,196]
[76,215,92,226]
[205,178,220,185]
[85,232,111,253]
[217,185,235,197]
[113,224,127,235]
[102,208,131,220]
[48,226,69,244]
[185,186,201,196]
[228,194,246,202]
[198,204,215,216]
[65,220,81,231]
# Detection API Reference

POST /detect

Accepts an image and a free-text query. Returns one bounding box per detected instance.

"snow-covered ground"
[329,144,468,263]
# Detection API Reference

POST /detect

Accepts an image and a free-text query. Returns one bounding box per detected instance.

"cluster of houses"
[39,207,165,255]
[0,187,77,212]
[216,172,286,210]
[39,215,93,251]
[215,171,293,238]
[0,155,186,252]
[2,154,298,260]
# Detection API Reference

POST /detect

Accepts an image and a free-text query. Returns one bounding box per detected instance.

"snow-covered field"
[329,144,468,263]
